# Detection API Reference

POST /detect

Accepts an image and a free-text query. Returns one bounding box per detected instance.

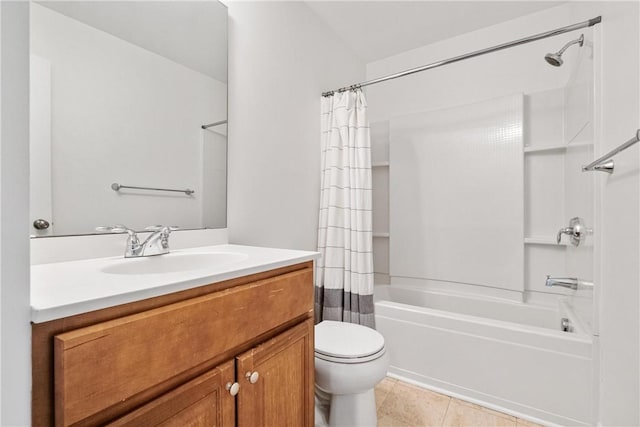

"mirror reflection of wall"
[29,1,227,237]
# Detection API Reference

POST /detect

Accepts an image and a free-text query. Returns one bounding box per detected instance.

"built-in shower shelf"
[373,232,390,238]
[524,236,568,246]
[372,161,390,168]
[524,141,592,153]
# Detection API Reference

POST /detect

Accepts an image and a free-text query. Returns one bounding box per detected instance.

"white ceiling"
[306,1,565,63]
[38,1,228,83]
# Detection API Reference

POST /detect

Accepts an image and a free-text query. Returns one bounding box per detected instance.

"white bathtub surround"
[366,5,597,324]
[316,89,375,327]
[375,284,592,426]
[390,94,525,294]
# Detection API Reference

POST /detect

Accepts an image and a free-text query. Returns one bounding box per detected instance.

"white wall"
[30,3,227,235]
[226,1,365,251]
[0,2,31,425]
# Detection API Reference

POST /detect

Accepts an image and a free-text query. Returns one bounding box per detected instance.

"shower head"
[544,52,563,67]
[544,34,584,67]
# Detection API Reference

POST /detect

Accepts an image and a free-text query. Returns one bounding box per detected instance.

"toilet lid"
[314,321,385,360]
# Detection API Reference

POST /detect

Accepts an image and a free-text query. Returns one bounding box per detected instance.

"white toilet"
[314,320,390,427]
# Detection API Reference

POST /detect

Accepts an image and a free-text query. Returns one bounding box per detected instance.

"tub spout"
[545,276,594,290]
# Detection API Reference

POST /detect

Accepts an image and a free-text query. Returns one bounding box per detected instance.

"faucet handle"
[112,224,137,234]
[96,225,141,258]
[145,225,179,233]
[96,224,137,235]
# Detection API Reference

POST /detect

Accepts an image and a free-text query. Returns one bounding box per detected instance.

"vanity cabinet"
[108,320,313,427]
[32,262,314,427]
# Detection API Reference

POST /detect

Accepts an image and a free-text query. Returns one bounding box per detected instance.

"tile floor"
[375,377,545,427]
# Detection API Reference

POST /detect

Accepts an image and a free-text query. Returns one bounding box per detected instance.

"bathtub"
[374,284,593,426]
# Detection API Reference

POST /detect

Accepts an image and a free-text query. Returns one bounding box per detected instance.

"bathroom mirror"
[29,1,228,237]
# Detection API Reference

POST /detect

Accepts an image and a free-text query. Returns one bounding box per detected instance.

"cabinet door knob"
[246,371,259,384]
[226,382,240,396]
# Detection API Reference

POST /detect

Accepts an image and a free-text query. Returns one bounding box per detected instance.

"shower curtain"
[315,89,375,328]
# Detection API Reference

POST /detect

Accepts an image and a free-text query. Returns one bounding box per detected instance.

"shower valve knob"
[246,371,259,384]
[557,217,590,246]
[557,227,573,244]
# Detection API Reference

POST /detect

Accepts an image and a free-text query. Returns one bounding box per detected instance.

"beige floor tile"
[376,377,398,409]
[378,381,451,427]
[379,376,398,388]
[443,399,517,427]
[398,380,450,399]
[516,418,545,427]
[452,398,517,422]
[377,414,395,427]
[378,413,426,427]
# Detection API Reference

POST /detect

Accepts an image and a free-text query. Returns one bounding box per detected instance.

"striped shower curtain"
[315,89,375,328]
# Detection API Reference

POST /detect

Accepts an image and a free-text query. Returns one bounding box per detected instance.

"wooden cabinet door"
[107,360,235,427]
[236,319,314,427]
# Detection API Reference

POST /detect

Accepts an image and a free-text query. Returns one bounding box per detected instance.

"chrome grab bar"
[111,182,194,196]
[582,129,640,174]
[545,275,594,290]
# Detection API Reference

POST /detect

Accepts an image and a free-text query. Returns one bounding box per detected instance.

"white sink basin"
[101,252,248,275]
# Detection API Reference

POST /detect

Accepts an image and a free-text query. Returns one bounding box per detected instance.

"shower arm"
[555,35,584,56]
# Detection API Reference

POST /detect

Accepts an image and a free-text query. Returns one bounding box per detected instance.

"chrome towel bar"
[111,182,194,195]
[201,120,227,130]
[582,129,640,174]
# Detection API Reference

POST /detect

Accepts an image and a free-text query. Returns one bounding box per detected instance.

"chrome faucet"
[96,224,178,258]
[545,275,594,290]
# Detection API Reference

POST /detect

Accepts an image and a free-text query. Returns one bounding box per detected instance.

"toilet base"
[315,389,330,427]
[328,389,377,427]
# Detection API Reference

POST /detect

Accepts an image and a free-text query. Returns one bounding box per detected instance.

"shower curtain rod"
[322,16,601,97]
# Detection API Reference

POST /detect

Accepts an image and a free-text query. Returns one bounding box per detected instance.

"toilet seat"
[314,321,386,364]
[315,347,386,364]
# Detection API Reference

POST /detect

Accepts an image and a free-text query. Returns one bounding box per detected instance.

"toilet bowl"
[314,320,390,427]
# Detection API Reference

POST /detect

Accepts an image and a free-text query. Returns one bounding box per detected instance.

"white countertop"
[31,244,319,323]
